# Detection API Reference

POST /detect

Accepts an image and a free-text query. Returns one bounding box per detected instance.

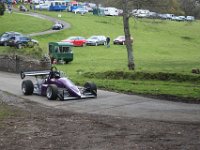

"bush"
[0,2,5,16]
[83,71,200,83]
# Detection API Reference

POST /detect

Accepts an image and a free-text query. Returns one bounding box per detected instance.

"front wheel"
[17,44,22,49]
[84,82,97,97]
[82,43,86,47]
[22,80,34,95]
[46,84,58,100]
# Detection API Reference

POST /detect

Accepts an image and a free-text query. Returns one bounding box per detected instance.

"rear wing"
[20,70,50,79]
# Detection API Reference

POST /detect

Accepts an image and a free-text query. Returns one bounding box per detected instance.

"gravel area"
[0,91,200,150]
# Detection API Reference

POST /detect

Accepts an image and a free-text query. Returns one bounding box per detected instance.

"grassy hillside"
[1,10,200,101]
[0,13,53,34]
[26,11,200,74]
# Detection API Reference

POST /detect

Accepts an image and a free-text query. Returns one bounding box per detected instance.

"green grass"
[28,10,200,74]
[0,12,53,34]
[1,10,200,101]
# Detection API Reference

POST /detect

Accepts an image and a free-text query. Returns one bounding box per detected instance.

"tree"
[86,0,135,70]
[0,2,5,16]
[180,0,200,18]
[121,0,135,70]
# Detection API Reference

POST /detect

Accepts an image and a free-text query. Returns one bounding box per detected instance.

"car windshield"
[15,33,22,36]
[1,34,9,38]
[118,36,125,40]
[67,37,77,40]
[79,37,85,40]
[90,36,98,40]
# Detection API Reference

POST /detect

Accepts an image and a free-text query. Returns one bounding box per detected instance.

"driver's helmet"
[54,72,60,78]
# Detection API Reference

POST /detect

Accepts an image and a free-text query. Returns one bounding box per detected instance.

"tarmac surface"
[0,71,200,123]
[14,11,70,37]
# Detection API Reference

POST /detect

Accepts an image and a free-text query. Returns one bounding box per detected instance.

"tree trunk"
[122,0,135,70]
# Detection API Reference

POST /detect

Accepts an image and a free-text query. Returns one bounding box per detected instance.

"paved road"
[1,71,200,122]
[14,12,70,37]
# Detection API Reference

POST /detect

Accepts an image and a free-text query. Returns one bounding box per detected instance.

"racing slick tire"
[84,82,97,97]
[21,80,34,95]
[46,84,58,100]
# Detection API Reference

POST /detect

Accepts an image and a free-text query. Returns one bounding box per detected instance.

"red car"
[61,36,86,47]
[113,36,133,45]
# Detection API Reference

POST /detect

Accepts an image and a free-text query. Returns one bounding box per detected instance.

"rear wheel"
[84,82,97,97]
[46,84,58,100]
[21,80,34,95]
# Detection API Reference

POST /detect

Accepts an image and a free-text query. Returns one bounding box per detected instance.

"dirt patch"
[0,91,200,150]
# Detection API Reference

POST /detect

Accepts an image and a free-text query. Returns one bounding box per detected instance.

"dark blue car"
[7,35,38,49]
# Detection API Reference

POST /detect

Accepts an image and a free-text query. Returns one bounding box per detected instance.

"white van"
[32,0,44,4]
[104,7,119,16]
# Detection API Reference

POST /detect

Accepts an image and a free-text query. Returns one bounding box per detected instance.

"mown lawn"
[1,10,200,101]
[0,12,53,34]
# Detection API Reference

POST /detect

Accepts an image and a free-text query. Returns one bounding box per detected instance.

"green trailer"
[48,42,73,64]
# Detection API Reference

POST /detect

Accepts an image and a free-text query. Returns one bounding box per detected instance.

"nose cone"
[60,78,81,97]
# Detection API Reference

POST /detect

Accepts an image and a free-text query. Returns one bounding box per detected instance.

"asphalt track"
[14,11,71,37]
[0,71,200,123]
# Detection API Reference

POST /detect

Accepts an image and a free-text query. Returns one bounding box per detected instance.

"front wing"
[57,88,97,101]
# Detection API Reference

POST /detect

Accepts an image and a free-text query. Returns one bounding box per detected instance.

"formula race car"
[20,67,97,100]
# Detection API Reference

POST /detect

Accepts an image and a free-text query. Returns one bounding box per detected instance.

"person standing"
[106,36,110,48]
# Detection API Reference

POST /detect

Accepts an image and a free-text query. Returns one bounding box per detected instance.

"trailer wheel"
[84,82,97,96]
[46,84,58,100]
[21,80,34,95]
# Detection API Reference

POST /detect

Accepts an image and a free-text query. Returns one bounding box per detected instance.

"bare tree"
[122,0,135,70]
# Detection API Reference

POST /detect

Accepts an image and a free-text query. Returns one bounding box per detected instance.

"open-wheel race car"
[20,67,97,100]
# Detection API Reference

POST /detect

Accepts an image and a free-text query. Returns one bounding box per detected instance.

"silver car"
[86,35,106,46]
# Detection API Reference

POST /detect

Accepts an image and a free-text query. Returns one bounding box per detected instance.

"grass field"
[25,10,200,73]
[1,9,200,101]
[0,12,53,34]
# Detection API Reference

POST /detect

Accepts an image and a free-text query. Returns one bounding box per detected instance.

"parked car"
[0,31,22,46]
[148,12,158,19]
[186,16,195,21]
[86,35,106,46]
[172,16,185,21]
[104,7,119,16]
[113,36,133,45]
[35,3,50,10]
[73,7,88,14]
[61,36,86,47]
[52,22,64,30]
[19,5,29,12]
[6,35,39,49]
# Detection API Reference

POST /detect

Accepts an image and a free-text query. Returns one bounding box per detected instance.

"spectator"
[106,36,110,48]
